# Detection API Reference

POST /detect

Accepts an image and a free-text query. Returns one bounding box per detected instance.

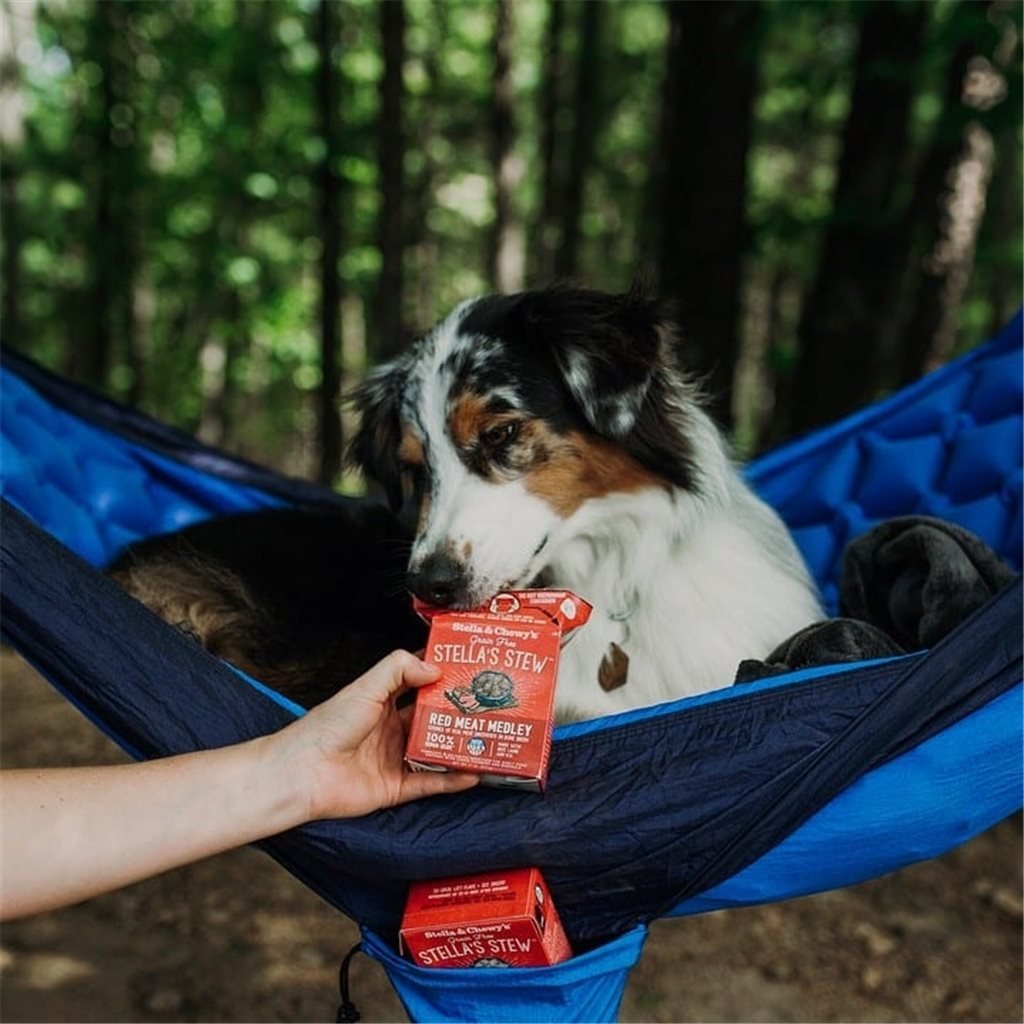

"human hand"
[269,650,479,822]
[0,651,479,921]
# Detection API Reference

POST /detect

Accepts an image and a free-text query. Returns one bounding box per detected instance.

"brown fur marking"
[525,428,667,516]
[447,394,667,511]
[398,429,425,467]
[398,428,429,520]
[448,393,491,449]
[110,558,265,668]
[112,557,347,706]
[598,642,630,692]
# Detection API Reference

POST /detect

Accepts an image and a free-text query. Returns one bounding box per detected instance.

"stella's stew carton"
[405,589,592,791]
[400,867,573,968]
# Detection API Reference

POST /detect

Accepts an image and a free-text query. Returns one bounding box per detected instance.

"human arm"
[1,650,476,921]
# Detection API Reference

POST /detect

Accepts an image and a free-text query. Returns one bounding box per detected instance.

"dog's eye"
[479,421,520,451]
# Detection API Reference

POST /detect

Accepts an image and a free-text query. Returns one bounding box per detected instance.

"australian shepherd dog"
[110,287,823,720]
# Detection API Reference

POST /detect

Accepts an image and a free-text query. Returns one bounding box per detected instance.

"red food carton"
[400,867,573,969]
[405,590,592,791]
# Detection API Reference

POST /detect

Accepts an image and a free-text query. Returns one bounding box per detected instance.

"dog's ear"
[522,286,700,491]
[345,360,407,510]
[523,286,671,440]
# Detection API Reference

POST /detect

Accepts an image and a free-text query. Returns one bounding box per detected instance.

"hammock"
[1,314,1021,1024]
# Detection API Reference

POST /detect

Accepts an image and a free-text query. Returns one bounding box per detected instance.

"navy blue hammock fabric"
[2,314,1021,1024]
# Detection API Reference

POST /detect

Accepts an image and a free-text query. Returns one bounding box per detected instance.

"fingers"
[350,650,442,705]
[399,770,480,804]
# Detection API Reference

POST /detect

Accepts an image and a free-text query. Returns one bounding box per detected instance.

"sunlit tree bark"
[896,2,996,383]
[978,108,1023,335]
[975,1,1024,338]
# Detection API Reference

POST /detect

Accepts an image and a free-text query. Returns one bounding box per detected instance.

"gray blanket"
[735,516,1018,683]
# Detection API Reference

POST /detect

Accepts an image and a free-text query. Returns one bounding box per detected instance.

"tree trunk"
[554,0,601,282]
[198,289,243,447]
[407,0,447,330]
[896,2,995,383]
[979,10,1024,336]
[0,155,20,346]
[375,0,407,360]
[490,0,524,293]
[128,276,155,409]
[0,0,24,348]
[756,270,799,453]
[978,114,1023,336]
[79,2,119,390]
[196,0,270,447]
[316,0,343,487]
[789,0,929,436]
[654,0,761,430]
[64,0,144,396]
[534,0,567,283]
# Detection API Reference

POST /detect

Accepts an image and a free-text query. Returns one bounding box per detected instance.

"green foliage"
[2,0,1020,473]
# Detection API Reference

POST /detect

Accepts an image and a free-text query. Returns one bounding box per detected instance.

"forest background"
[1,0,1021,489]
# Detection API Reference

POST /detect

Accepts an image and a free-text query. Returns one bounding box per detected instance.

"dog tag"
[598,642,629,692]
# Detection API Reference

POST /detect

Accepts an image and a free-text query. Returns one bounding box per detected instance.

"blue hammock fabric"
[1,314,1021,1024]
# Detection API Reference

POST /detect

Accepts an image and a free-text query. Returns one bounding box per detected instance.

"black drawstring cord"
[335,942,364,1023]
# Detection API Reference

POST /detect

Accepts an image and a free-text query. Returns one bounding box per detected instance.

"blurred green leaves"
[1,0,1019,475]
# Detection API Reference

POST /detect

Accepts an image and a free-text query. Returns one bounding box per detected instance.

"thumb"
[349,650,442,705]
[398,770,480,805]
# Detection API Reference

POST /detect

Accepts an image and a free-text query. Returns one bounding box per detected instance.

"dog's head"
[348,286,703,609]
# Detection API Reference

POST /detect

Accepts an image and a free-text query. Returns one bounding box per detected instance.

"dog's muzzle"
[407,552,469,608]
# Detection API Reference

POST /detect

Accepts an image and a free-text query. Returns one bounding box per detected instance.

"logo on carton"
[446,670,518,714]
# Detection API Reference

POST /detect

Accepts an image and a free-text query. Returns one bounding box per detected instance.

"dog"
[109,286,823,719]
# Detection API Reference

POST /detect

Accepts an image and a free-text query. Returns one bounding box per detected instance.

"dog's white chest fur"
[543,488,824,720]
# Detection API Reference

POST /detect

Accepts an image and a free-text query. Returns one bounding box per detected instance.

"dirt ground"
[1,647,1021,1024]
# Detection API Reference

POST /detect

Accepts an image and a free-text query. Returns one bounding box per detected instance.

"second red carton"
[405,590,591,790]
[400,867,573,968]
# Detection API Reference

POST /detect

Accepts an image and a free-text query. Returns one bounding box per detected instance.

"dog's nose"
[408,553,467,608]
